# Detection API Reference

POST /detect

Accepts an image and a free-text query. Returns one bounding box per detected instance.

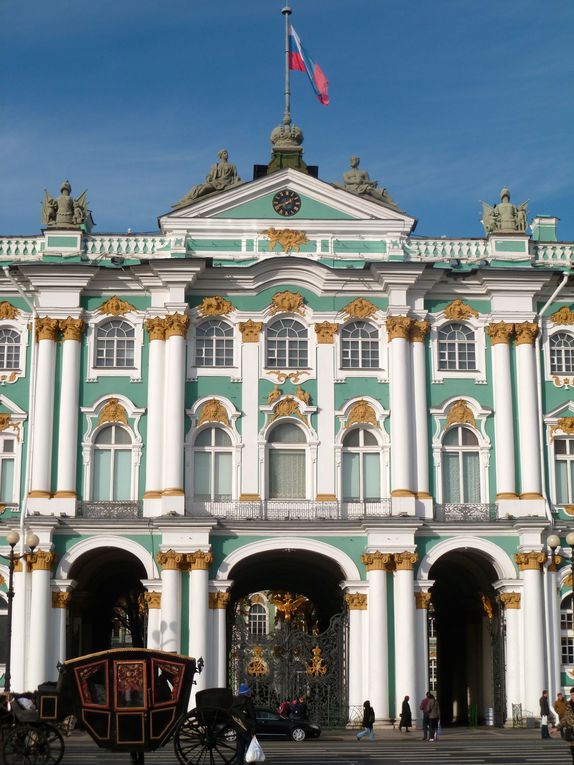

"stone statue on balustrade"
[173,149,243,208]
[41,181,94,230]
[333,156,398,209]
[481,187,528,234]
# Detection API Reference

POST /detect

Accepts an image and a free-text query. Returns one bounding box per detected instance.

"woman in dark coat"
[398,695,412,733]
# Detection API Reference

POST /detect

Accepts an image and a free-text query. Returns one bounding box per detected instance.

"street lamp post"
[548,531,574,680]
[0,530,39,692]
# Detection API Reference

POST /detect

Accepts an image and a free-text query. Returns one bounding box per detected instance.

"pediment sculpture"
[41,180,94,230]
[333,156,398,209]
[173,149,243,208]
[481,187,528,234]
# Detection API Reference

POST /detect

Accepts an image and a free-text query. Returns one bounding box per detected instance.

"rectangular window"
[114,450,131,501]
[562,637,574,665]
[363,453,380,500]
[93,450,111,501]
[556,460,569,504]
[269,451,305,498]
[442,453,460,503]
[462,453,480,502]
[0,458,14,503]
[214,453,232,500]
[342,453,360,501]
[194,452,211,500]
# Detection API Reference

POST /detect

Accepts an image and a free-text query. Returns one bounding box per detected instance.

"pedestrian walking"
[554,692,568,738]
[419,691,432,740]
[539,689,551,739]
[555,687,574,763]
[356,700,376,741]
[426,693,440,741]
[398,695,412,733]
[232,683,257,764]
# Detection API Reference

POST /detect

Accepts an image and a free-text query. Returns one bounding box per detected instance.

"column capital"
[52,591,72,609]
[415,591,432,609]
[36,316,60,342]
[548,554,561,572]
[385,315,413,342]
[361,551,393,571]
[498,591,521,609]
[394,551,418,571]
[164,312,190,338]
[144,591,162,609]
[515,551,546,571]
[314,321,338,344]
[409,320,430,343]
[209,592,230,609]
[486,321,515,345]
[187,550,213,571]
[344,593,367,610]
[28,550,57,572]
[239,319,263,343]
[145,316,167,341]
[156,549,186,570]
[514,321,539,346]
[59,317,85,341]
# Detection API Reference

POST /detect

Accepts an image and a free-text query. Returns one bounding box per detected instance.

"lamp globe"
[547,534,561,550]
[25,533,39,551]
[5,531,19,547]
[566,531,574,548]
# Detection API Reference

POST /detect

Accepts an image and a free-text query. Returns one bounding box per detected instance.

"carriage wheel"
[37,723,65,765]
[174,706,239,765]
[2,722,63,765]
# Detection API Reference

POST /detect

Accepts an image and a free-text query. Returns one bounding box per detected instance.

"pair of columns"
[487,322,542,499]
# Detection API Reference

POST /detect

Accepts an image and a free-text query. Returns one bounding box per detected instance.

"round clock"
[272,189,302,217]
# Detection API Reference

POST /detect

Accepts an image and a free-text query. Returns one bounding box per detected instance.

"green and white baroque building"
[1,136,574,727]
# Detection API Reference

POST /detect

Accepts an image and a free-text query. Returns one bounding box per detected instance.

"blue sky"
[1,0,573,239]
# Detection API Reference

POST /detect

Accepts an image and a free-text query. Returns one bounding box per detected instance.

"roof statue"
[41,180,94,230]
[173,150,243,208]
[481,187,529,235]
[333,156,398,209]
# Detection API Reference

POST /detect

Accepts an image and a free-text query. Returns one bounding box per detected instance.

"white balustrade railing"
[188,499,391,520]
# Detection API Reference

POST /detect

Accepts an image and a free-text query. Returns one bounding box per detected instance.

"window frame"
[265,420,309,501]
[430,315,486,384]
[561,594,574,667]
[265,318,309,371]
[440,425,481,504]
[340,320,381,371]
[0,318,29,384]
[91,424,134,502]
[549,331,574,375]
[190,425,233,502]
[341,427,382,502]
[86,312,144,382]
[188,318,240,380]
[0,328,21,372]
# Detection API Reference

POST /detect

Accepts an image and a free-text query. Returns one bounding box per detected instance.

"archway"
[428,549,504,726]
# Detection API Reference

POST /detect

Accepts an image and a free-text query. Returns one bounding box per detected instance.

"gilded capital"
[144,592,161,609]
[394,551,418,571]
[515,551,546,571]
[164,313,190,338]
[145,317,167,341]
[498,592,521,609]
[361,551,393,571]
[486,321,514,345]
[314,322,338,344]
[409,320,430,343]
[29,550,57,572]
[187,550,213,571]
[156,549,185,571]
[386,315,412,341]
[209,592,231,609]
[415,592,432,610]
[514,321,538,346]
[59,317,85,341]
[344,593,367,610]
[36,317,60,342]
[239,320,263,343]
[52,591,72,609]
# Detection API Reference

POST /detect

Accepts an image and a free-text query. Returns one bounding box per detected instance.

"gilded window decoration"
[270,396,306,423]
[0,302,20,320]
[345,400,378,429]
[267,385,282,404]
[97,296,136,316]
[0,413,19,440]
[342,298,378,321]
[551,306,574,325]
[443,299,479,321]
[238,319,263,343]
[268,291,305,316]
[261,227,309,254]
[295,385,310,405]
[197,296,235,317]
[198,399,230,427]
[268,370,307,384]
[98,398,129,426]
[550,417,574,442]
[446,399,476,429]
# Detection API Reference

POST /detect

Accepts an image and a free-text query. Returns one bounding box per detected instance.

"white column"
[11,565,28,691]
[414,586,432,728]
[411,323,430,497]
[362,552,390,720]
[344,591,366,716]
[188,552,211,695]
[30,318,59,497]
[315,323,337,499]
[393,554,418,711]
[157,551,183,653]
[517,553,546,713]
[545,563,561,701]
[28,552,57,688]
[144,590,162,650]
[210,589,230,688]
[487,324,517,498]
[51,589,72,680]
[144,318,166,499]
[498,590,523,722]
[515,324,542,498]
[162,314,189,498]
[239,322,262,498]
[386,317,414,497]
[55,319,84,497]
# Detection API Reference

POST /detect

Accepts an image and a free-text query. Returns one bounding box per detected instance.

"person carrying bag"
[245,736,265,763]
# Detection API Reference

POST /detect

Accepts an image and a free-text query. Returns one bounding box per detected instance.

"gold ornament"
[515,551,546,571]
[0,302,19,320]
[314,321,338,344]
[164,313,190,338]
[52,592,72,609]
[415,592,432,610]
[261,227,309,254]
[59,317,85,341]
[198,296,235,316]
[209,592,230,609]
[481,594,494,620]
[0,413,19,441]
[247,647,269,677]
[271,397,305,423]
[267,385,282,404]
[28,550,57,572]
[145,317,166,341]
[306,646,328,677]
[443,299,479,321]
[446,400,476,429]
[386,315,413,341]
[498,592,521,609]
[486,322,514,345]
[346,400,378,429]
[198,399,229,427]
[97,296,136,316]
[268,370,306,384]
[551,306,574,325]
[156,550,185,571]
[295,385,310,405]
[514,321,538,346]
[550,417,574,442]
[344,593,367,610]
[409,320,430,343]
[342,298,378,321]
[239,320,263,343]
[361,551,393,571]
[36,317,60,342]
[187,551,213,571]
[271,593,307,622]
[394,551,418,571]
[144,592,161,609]
[269,291,305,316]
[98,398,128,426]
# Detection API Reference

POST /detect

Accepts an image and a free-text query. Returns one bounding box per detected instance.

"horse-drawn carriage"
[1,647,242,764]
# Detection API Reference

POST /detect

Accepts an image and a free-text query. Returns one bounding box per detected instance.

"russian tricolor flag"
[288,24,329,106]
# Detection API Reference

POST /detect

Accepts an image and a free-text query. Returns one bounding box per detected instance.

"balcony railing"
[434,503,498,522]
[188,499,392,521]
[77,501,143,519]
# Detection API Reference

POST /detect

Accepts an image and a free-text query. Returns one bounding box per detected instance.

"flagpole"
[282,4,292,125]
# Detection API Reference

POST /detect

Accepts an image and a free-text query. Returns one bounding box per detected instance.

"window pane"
[93,450,111,501]
[113,450,131,500]
[0,459,14,502]
[343,430,360,447]
[214,453,232,500]
[95,427,114,445]
[556,461,569,504]
[442,453,460,503]
[269,451,305,498]
[462,453,480,502]
[214,429,231,447]
[195,430,211,447]
[363,453,380,500]
[114,427,131,445]
[194,452,211,500]
[443,428,459,446]
[362,431,377,446]
[342,452,360,500]
[268,423,305,444]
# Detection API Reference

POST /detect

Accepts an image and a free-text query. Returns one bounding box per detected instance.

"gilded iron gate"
[229,610,348,727]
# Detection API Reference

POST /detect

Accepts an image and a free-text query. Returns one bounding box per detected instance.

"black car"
[253,708,321,741]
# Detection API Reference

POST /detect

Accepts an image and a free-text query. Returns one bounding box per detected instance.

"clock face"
[272,190,302,217]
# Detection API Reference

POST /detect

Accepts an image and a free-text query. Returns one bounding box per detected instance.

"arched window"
[561,594,573,666]
[0,329,20,370]
[266,319,308,369]
[193,427,232,501]
[0,434,15,503]
[341,322,379,369]
[92,425,132,500]
[554,438,574,504]
[441,426,480,503]
[195,320,234,367]
[267,422,306,499]
[342,429,380,501]
[95,320,135,368]
[248,603,268,635]
[438,323,476,371]
[551,332,574,374]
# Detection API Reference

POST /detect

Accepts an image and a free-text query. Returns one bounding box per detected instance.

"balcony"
[188,499,392,521]
[434,503,498,522]
[77,501,143,519]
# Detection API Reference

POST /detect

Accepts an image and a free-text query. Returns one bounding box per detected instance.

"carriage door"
[113,659,149,747]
